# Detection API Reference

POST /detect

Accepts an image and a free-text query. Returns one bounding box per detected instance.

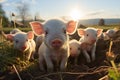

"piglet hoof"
[60,68,66,72]
[40,68,46,72]
[29,58,34,62]
[91,55,95,62]
[92,58,95,62]
[39,65,46,72]
[60,67,66,72]
[86,59,91,63]
[28,56,35,62]
[47,68,53,72]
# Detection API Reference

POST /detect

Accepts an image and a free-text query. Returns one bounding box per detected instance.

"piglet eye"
[15,40,18,43]
[63,29,66,34]
[86,34,89,36]
[45,31,48,35]
[96,34,97,37]
[26,39,28,41]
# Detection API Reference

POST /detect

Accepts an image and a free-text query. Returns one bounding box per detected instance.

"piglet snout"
[22,46,27,51]
[51,39,62,48]
[71,53,78,57]
[91,39,96,44]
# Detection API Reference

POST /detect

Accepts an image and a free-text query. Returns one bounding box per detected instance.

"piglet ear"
[66,20,77,35]
[27,31,34,39]
[29,21,44,36]
[77,29,85,37]
[6,34,14,41]
[97,29,103,37]
[1,31,14,41]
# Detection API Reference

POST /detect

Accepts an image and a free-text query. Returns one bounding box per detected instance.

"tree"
[34,12,45,22]
[16,3,30,26]
[98,18,105,26]
[0,4,9,27]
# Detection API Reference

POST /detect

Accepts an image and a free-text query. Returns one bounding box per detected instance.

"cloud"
[31,0,37,4]
[3,2,22,7]
[3,3,10,6]
[21,0,37,5]
[86,10,104,16]
[3,0,37,8]
[0,0,6,3]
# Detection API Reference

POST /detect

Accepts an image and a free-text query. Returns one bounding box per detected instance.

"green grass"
[108,68,120,80]
[0,25,119,71]
[0,36,35,72]
[0,24,120,78]
[1,27,32,33]
[1,24,120,33]
[80,24,119,31]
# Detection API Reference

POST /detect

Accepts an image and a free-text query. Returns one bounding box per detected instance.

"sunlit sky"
[1,0,120,20]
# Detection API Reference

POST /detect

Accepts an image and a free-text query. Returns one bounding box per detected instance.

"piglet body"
[30,19,77,72]
[5,31,36,60]
[104,29,117,40]
[77,28,103,63]
[69,39,81,64]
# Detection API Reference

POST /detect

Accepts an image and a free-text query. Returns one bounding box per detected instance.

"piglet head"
[30,19,77,50]
[78,28,103,44]
[103,29,117,40]
[12,31,34,52]
[103,32,110,40]
[69,41,80,57]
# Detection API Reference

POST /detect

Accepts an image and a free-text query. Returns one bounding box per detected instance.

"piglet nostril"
[51,39,62,48]
[91,39,96,43]
[22,46,27,50]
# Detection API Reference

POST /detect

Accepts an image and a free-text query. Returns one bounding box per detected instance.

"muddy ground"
[1,31,120,80]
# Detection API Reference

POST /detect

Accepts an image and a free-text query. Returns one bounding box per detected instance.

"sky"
[1,0,120,20]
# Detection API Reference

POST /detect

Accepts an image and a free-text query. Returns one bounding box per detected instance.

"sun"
[70,9,84,21]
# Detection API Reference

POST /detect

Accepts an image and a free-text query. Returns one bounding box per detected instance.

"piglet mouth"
[71,53,78,57]
[19,49,26,52]
[20,46,27,52]
[51,39,63,49]
[90,39,96,44]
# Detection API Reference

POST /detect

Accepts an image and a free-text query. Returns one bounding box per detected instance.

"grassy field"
[1,24,120,33]
[91,24,120,30]
[1,27,32,33]
[0,24,120,80]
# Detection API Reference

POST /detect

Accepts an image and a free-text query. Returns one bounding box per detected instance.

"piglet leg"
[60,56,67,71]
[44,54,54,72]
[83,50,91,63]
[39,55,45,71]
[91,43,96,61]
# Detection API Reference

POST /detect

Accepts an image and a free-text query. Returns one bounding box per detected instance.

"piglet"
[69,39,81,64]
[30,19,77,72]
[103,29,117,40]
[77,28,103,63]
[4,31,36,60]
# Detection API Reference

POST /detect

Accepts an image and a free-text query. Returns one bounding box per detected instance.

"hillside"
[79,18,120,25]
